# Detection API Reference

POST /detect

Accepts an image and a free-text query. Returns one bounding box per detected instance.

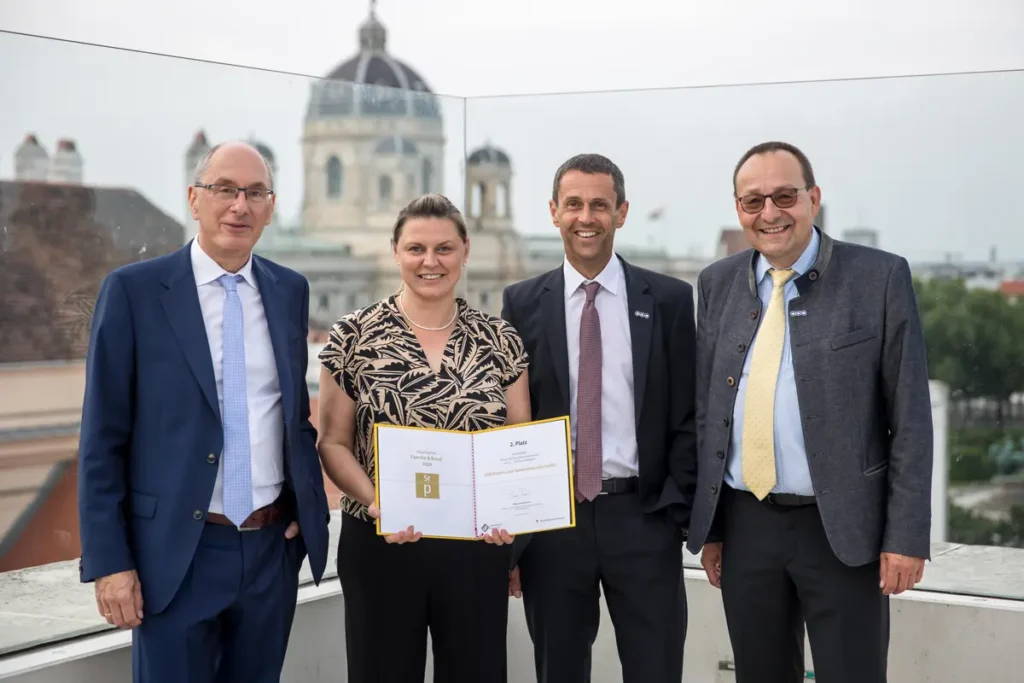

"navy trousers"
[132,520,302,683]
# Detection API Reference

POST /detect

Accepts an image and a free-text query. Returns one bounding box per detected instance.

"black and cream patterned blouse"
[318,295,530,520]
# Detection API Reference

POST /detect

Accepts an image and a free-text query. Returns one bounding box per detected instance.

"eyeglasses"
[195,183,274,206]
[736,186,810,214]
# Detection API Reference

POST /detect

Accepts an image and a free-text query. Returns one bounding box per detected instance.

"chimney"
[14,133,50,181]
[49,138,83,184]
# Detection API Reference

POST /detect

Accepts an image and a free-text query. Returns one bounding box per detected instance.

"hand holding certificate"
[372,416,575,541]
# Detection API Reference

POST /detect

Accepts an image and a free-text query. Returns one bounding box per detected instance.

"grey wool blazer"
[686,228,934,567]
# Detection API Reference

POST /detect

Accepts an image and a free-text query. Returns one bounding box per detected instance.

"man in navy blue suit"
[77,141,330,682]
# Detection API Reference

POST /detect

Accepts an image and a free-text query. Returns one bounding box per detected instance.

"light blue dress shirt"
[724,228,821,496]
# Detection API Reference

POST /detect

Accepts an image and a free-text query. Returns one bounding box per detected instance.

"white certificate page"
[374,425,475,539]
[472,418,575,536]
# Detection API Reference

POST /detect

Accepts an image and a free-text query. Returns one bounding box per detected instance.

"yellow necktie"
[742,268,796,500]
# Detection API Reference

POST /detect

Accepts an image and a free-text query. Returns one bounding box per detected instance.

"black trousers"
[519,490,687,683]
[337,512,512,683]
[719,486,889,683]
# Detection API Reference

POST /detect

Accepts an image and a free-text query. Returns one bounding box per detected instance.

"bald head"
[193,141,274,189]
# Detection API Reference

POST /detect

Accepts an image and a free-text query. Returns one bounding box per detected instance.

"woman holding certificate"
[317,193,531,683]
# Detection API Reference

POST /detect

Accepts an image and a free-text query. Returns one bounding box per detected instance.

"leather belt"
[206,498,290,531]
[598,477,638,495]
[763,492,816,508]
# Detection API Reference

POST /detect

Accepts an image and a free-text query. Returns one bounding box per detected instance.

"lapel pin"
[790,310,807,317]
[634,310,650,319]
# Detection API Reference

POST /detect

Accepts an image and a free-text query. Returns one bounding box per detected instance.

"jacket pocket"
[863,461,889,476]
[829,326,878,352]
[130,491,158,519]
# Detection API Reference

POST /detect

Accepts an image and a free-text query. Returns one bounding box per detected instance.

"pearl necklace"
[399,290,457,331]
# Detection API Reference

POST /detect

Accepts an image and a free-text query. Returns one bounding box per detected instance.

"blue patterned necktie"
[219,273,253,526]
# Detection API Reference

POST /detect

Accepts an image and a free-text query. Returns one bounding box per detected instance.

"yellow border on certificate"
[372,416,576,540]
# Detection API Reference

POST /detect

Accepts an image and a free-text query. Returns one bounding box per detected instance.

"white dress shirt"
[191,237,285,514]
[563,255,639,479]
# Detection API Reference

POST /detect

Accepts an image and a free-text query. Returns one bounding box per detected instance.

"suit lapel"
[540,269,571,409]
[623,260,653,427]
[252,257,295,422]
[159,245,220,421]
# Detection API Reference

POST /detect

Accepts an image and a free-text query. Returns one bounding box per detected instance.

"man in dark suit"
[501,153,696,683]
[77,141,330,682]
[688,140,933,683]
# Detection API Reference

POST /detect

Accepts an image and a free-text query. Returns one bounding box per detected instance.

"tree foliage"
[914,277,1024,403]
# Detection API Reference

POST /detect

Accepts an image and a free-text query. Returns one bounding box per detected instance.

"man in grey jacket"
[688,140,933,683]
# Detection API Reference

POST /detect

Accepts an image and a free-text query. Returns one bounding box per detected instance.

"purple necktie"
[575,281,602,502]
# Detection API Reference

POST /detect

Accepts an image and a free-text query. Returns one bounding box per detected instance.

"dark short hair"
[732,141,816,194]
[551,153,626,208]
[392,193,468,244]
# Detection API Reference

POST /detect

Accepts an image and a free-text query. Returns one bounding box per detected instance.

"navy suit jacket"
[77,242,329,614]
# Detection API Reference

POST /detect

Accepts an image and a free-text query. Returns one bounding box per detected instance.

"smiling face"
[392,216,468,301]
[187,142,275,270]
[734,149,820,269]
[550,169,628,278]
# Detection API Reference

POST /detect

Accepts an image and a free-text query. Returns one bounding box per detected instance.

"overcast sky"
[1,0,1023,261]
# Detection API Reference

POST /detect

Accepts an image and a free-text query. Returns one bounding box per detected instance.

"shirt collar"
[755,227,821,284]
[190,237,256,288]
[563,253,623,300]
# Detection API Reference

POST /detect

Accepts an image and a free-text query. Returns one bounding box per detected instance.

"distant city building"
[841,227,879,248]
[999,280,1024,299]
[717,228,748,258]
[0,174,185,364]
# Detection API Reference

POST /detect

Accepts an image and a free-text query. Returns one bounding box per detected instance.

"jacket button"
[750,310,759,319]
[711,485,718,494]
[193,510,203,520]
[726,376,735,387]
[207,453,217,464]
[808,271,819,281]
[723,417,731,427]
[716,450,725,459]
[737,343,746,352]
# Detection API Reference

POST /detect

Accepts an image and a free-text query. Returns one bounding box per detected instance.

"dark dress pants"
[719,486,889,683]
[519,489,687,683]
[338,512,512,683]
[131,519,302,683]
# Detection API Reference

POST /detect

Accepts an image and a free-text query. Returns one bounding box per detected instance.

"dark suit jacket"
[687,229,934,566]
[77,242,330,614]
[501,256,698,547]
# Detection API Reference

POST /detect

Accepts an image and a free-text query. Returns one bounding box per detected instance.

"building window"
[379,175,393,203]
[422,158,433,194]
[496,183,509,218]
[470,182,484,218]
[326,156,343,198]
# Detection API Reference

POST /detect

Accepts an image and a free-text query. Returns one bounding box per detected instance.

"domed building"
[178,2,527,320]
[300,2,443,260]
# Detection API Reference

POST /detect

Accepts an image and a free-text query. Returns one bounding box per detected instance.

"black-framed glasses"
[736,186,811,214]
[195,182,274,205]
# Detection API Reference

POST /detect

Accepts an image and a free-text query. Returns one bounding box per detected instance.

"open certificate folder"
[373,416,575,540]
